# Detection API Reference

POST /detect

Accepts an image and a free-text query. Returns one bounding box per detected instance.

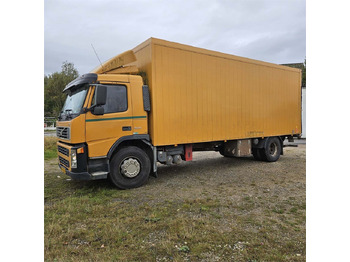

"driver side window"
[92,85,127,114]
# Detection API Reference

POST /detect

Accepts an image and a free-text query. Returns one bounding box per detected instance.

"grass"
[44,137,57,160]
[45,172,305,261]
[44,129,57,132]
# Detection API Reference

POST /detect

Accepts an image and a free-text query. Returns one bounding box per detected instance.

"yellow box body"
[129,38,301,146]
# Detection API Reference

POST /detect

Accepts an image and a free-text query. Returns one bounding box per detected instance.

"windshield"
[59,87,88,120]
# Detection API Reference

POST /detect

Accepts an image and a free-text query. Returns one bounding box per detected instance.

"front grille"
[58,145,69,156]
[56,127,70,140]
[59,156,70,168]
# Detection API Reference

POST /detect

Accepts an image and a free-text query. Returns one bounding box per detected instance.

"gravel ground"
[139,145,306,204]
[46,145,306,207]
[44,131,56,137]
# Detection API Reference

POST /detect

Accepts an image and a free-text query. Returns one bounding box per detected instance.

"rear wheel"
[252,148,264,161]
[219,148,234,158]
[261,137,281,162]
[219,148,227,157]
[109,146,151,189]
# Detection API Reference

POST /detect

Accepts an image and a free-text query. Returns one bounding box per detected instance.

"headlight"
[71,149,77,168]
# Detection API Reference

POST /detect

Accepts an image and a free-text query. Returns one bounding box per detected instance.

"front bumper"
[59,164,91,180]
[59,164,106,180]
[57,141,109,181]
[67,170,91,180]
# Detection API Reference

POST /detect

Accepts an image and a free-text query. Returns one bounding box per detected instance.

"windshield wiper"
[65,109,73,119]
[58,109,80,121]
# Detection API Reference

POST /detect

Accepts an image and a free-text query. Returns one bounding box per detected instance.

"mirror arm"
[83,104,96,113]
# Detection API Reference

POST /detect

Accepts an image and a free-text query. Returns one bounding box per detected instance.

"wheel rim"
[269,142,278,157]
[120,157,141,178]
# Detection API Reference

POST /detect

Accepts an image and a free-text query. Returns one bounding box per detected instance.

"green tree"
[302,59,306,87]
[44,61,79,116]
[282,59,306,87]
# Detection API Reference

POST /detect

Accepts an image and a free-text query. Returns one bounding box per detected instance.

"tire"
[261,137,281,162]
[219,148,234,158]
[219,148,227,157]
[252,148,264,161]
[109,146,151,189]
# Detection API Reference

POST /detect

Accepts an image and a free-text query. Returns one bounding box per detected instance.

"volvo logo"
[57,127,69,139]
[58,128,64,137]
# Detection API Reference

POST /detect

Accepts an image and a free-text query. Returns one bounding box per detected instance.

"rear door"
[85,83,133,158]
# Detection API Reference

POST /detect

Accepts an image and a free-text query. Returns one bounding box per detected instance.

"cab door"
[85,83,133,158]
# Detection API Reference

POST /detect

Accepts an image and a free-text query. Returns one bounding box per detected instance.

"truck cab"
[57,73,153,188]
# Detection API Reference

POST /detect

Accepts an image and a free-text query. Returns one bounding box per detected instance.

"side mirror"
[142,85,151,112]
[93,106,104,115]
[95,85,107,106]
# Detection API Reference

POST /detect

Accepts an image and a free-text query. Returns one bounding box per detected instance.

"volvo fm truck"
[56,38,301,189]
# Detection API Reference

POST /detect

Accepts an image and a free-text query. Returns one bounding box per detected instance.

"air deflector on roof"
[63,73,98,93]
[91,50,137,74]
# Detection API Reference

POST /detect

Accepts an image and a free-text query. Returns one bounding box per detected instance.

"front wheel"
[109,146,151,189]
[261,137,282,162]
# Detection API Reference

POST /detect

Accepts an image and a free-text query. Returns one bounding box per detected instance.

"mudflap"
[151,171,158,178]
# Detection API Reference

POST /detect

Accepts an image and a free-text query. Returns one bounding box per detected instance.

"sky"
[44,0,305,75]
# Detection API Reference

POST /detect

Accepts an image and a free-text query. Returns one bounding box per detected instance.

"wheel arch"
[107,135,153,164]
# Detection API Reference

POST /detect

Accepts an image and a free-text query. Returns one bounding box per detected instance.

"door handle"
[122,126,132,131]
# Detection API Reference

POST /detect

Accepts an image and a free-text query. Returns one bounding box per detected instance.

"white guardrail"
[44,117,57,131]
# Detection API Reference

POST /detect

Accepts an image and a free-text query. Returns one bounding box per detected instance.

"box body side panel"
[150,42,301,146]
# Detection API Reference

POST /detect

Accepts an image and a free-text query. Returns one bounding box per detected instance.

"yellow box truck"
[56,38,301,189]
